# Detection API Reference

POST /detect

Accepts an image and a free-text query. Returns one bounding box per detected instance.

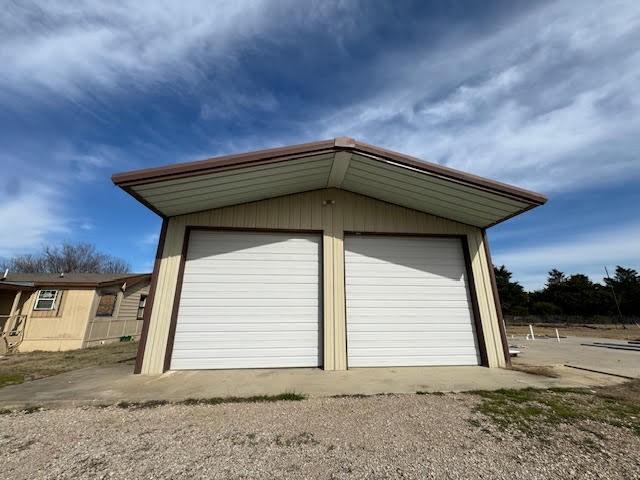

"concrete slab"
[0,361,626,410]
[509,335,640,379]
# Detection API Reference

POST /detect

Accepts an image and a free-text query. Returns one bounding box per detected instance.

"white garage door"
[345,235,480,367]
[171,230,322,370]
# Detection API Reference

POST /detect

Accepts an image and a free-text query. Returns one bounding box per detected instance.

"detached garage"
[112,137,546,375]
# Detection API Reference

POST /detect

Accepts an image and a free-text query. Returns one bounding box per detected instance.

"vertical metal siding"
[140,188,506,374]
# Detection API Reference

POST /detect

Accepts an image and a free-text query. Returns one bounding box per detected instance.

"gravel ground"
[2,394,639,479]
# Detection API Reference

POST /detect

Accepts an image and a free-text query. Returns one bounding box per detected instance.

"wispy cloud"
[0,182,70,257]
[318,0,640,194]
[0,0,356,113]
[492,221,640,290]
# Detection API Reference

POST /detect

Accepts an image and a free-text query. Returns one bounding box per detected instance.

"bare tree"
[1,242,131,274]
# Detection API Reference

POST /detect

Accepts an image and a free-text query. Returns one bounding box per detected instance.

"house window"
[34,290,59,310]
[96,293,118,317]
[137,294,147,320]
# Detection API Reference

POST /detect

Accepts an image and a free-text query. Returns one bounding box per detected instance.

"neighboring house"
[112,137,547,375]
[0,273,151,352]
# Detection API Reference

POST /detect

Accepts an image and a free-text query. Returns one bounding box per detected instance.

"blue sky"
[1,0,639,289]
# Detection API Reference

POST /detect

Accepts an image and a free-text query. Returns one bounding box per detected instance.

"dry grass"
[595,378,640,406]
[509,364,560,378]
[0,341,138,387]
[507,324,640,341]
[473,379,640,437]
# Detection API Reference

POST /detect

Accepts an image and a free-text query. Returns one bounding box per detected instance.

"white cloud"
[0,183,70,257]
[0,142,116,257]
[0,0,355,111]
[318,0,640,194]
[491,222,640,290]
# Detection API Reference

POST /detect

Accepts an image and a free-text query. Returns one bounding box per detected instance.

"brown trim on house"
[342,232,490,367]
[481,229,511,366]
[134,219,168,374]
[0,283,35,292]
[111,137,547,207]
[0,274,151,290]
[161,226,326,372]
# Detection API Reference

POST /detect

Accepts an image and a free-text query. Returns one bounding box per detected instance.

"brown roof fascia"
[111,139,336,187]
[9,274,153,290]
[111,136,547,209]
[96,273,152,288]
[350,139,548,206]
[0,283,36,291]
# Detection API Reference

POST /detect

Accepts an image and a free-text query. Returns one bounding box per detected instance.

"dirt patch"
[507,324,640,341]
[0,341,137,386]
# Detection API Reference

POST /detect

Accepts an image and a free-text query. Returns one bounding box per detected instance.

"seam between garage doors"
[342,231,489,368]
[162,226,325,372]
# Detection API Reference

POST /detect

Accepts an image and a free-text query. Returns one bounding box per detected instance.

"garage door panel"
[175,329,320,341]
[184,265,318,275]
[346,284,468,295]
[347,299,472,308]
[171,356,322,370]
[175,322,320,333]
[176,306,319,317]
[347,308,474,318]
[180,282,319,293]
[349,355,478,367]
[349,330,481,341]
[345,235,480,367]
[179,298,318,307]
[182,275,318,284]
[349,318,476,334]
[172,347,319,359]
[342,277,469,286]
[171,230,321,370]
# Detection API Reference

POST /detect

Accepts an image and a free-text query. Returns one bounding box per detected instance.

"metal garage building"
[112,137,546,375]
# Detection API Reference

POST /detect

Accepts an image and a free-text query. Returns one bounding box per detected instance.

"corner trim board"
[481,229,511,366]
[134,218,168,374]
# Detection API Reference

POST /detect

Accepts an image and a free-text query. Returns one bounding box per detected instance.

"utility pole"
[604,266,625,329]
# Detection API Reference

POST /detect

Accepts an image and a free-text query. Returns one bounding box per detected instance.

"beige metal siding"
[18,289,96,352]
[140,188,507,374]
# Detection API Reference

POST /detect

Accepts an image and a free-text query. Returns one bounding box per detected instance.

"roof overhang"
[0,274,151,290]
[112,137,546,228]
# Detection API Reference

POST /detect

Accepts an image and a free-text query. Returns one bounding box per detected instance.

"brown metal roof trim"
[349,139,547,205]
[0,273,151,289]
[111,137,547,207]
[112,139,336,186]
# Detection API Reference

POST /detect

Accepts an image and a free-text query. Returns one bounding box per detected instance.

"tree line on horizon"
[494,265,640,321]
